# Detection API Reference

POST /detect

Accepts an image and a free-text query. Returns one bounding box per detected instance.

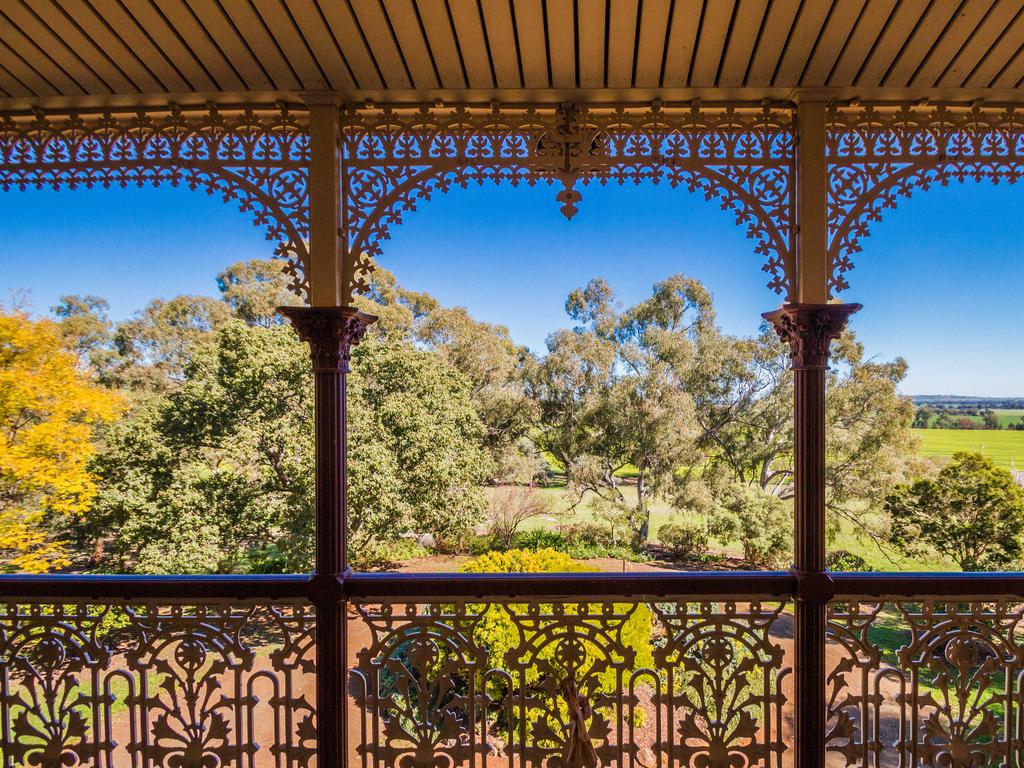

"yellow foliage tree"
[0,310,121,572]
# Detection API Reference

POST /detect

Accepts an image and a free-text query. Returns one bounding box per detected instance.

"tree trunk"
[89,536,105,566]
[636,470,649,544]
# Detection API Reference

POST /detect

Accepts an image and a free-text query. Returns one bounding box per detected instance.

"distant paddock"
[913,427,1024,469]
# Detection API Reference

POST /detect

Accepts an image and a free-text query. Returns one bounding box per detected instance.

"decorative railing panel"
[348,597,792,768]
[826,599,1024,768]
[0,601,315,768]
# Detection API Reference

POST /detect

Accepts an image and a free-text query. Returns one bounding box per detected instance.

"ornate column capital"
[762,302,861,369]
[278,305,377,372]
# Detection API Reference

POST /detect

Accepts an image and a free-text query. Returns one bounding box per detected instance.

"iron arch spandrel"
[827,104,1024,296]
[0,107,312,300]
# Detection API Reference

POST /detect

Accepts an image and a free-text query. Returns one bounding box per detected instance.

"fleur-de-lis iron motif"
[652,601,789,768]
[0,604,111,768]
[351,601,492,768]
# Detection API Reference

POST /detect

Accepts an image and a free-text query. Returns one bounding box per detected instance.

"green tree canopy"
[358,267,537,481]
[113,295,231,390]
[91,320,489,572]
[216,258,301,327]
[887,452,1024,571]
[533,276,706,544]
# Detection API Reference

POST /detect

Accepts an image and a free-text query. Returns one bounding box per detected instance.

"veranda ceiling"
[2,0,1024,111]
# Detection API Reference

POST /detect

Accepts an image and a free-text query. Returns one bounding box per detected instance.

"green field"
[924,408,1024,428]
[914,428,1024,469]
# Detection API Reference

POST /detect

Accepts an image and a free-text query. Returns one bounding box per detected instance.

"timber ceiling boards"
[1,0,1023,109]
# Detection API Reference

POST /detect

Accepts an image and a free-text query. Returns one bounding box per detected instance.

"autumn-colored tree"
[0,310,121,572]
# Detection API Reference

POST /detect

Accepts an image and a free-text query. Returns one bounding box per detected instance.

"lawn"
[476,426,1024,573]
[828,515,953,571]
[502,485,676,538]
[913,428,1024,469]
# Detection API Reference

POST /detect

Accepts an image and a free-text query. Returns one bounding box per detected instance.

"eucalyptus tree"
[533,276,709,544]
[216,258,300,327]
[534,275,918,550]
[357,267,539,481]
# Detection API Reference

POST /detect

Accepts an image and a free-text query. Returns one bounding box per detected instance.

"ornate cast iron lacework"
[350,598,791,768]
[0,602,315,768]
[0,107,311,298]
[827,105,1024,295]
[826,600,1024,768]
[340,104,795,302]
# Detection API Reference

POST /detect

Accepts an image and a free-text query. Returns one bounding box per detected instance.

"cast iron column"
[280,305,376,768]
[763,302,859,768]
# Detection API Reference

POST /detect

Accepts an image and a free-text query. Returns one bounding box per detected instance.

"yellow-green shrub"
[462,549,653,734]
[462,547,591,574]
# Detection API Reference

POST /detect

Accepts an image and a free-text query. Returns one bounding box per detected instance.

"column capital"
[762,302,861,369]
[278,305,377,372]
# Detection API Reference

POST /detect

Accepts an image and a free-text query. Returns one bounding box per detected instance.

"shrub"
[887,452,1024,571]
[463,547,588,574]
[658,519,711,561]
[486,486,552,548]
[461,549,653,735]
[710,485,791,568]
[513,528,571,552]
[563,522,614,547]
[825,549,870,572]
[512,524,650,562]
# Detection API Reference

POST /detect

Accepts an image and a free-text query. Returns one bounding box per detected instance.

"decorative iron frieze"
[340,103,795,302]
[827,104,1024,295]
[349,597,790,768]
[827,599,1024,768]
[0,107,311,298]
[0,601,316,768]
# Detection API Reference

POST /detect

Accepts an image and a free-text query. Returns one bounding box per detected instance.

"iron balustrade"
[5,572,1024,767]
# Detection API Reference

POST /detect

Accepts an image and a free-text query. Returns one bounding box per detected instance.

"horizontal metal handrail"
[0,573,312,600]
[830,571,1024,597]
[4,570,1024,602]
[342,570,796,598]
[0,571,797,601]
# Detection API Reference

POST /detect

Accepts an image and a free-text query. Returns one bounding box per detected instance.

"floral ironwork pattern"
[826,599,1024,768]
[651,601,790,768]
[0,107,311,298]
[350,598,790,768]
[827,105,1024,295]
[340,104,795,302]
[0,601,315,768]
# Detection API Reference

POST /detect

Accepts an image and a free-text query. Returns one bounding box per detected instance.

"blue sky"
[2,178,1023,396]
